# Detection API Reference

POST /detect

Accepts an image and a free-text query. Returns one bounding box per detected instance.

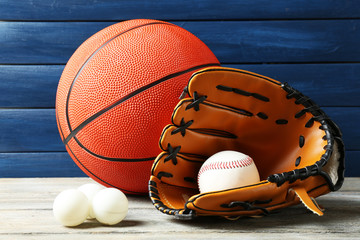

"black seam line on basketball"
[73,136,156,162]
[66,138,144,195]
[64,62,220,145]
[56,111,144,194]
[64,21,173,133]
[56,109,66,143]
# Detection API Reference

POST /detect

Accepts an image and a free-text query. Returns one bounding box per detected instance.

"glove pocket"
[185,181,289,217]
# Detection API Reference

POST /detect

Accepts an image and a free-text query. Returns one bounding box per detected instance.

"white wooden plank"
[1,177,358,192]
[0,178,152,210]
[0,233,359,240]
[1,201,359,235]
[0,178,359,239]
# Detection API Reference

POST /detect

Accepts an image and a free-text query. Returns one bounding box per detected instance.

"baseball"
[198,150,260,193]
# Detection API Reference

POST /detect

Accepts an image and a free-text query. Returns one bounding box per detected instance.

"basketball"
[55,19,219,194]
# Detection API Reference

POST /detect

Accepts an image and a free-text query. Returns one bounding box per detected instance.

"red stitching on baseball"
[198,156,253,180]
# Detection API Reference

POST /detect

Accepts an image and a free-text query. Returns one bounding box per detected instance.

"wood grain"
[0,0,358,21]
[1,20,359,64]
[0,151,358,178]
[0,177,359,239]
[0,1,358,179]
[1,64,359,108]
[0,152,86,177]
[0,109,63,152]
[0,65,62,108]
[0,107,357,152]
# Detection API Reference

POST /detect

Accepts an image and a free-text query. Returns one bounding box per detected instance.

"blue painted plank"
[1,64,359,108]
[224,64,360,107]
[0,151,356,177]
[345,151,360,177]
[0,107,358,152]
[324,107,359,151]
[0,20,359,64]
[0,152,86,177]
[0,0,359,21]
[0,109,64,152]
[200,20,360,64]
[0,65,63,108]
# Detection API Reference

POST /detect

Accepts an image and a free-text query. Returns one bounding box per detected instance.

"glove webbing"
[267,83,339,186]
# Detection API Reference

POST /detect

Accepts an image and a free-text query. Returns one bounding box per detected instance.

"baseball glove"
[149,66,345,219]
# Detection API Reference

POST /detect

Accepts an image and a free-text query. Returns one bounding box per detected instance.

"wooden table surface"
[1,177,359,240]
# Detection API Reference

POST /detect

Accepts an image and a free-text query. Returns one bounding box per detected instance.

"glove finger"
[151,151,205,189]
[149,175,199,215]
[160,124,241,161]
[171,98,263,137]
[186,67,304,122]
[185,174,329,217]
[166,99,268,167]
[150,167,330,218]
[163,98,327,180]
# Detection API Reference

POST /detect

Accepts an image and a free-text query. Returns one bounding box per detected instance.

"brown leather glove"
[149,67,345,219]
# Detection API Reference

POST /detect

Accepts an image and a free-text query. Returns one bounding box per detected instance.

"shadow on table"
[170,197,360,230]
[73,219,145,229]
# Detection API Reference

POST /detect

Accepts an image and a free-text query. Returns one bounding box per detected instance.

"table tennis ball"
[92,188,128,225]
[78,183,104,219]
[53,189,89,227]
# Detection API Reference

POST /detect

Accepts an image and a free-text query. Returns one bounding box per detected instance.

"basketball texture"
[55,19,219,194]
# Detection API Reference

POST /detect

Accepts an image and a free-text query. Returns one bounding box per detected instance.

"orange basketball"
[55,19,219,194]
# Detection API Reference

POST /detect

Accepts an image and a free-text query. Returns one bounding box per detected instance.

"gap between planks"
[0,177,359,239]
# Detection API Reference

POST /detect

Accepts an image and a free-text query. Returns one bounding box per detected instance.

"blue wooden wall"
[0,0,359,177]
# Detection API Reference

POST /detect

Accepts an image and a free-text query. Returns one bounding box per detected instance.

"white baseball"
[198,150,260,193]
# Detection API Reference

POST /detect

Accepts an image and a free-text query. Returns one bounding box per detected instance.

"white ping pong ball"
[53,189,89,227]
[92,188,128,225]
[78,183,105,219]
